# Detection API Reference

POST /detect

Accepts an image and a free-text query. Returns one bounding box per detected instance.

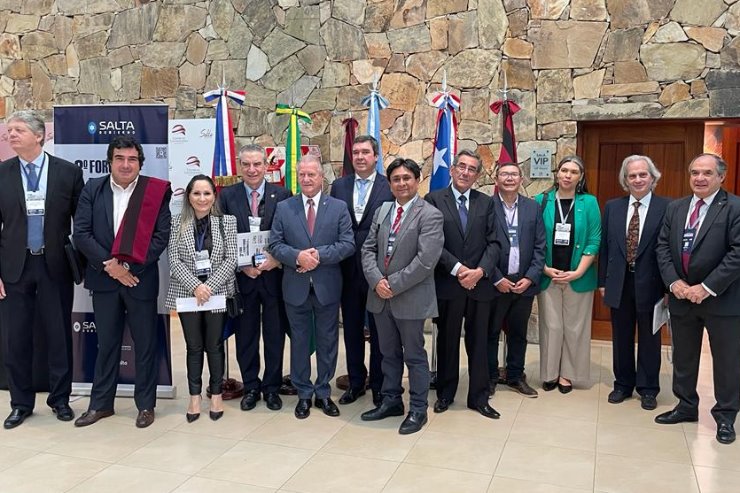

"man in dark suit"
[489,161,546,399]
[73,136,171,429]
[425,150,500,419]
[269,155,355,420]
[330,135,393,407]
[0,110,84,429]
[599,155,668,411]
[360,158,444,435]
[656,153,740,445]
[220,144,291,412]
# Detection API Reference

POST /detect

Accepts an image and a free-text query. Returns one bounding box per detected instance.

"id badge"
[354,204,366,217]
[682,228,696,253]
[26,192,45,216]
[508,226,519,247]
[385,235,396,258]
[554,223,571,246]
[194,250,212,276]
[248,216,262,233]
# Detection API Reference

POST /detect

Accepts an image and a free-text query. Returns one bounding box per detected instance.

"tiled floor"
[0,320,735,493]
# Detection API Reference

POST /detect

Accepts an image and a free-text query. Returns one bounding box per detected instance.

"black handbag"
[217,216,243,318]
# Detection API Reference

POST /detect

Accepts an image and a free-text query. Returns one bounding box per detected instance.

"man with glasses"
[220,144,291,412]
[488,161,546,398]
[425,150,501,419]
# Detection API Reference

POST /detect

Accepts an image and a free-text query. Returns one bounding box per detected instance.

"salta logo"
[88,120,136,136]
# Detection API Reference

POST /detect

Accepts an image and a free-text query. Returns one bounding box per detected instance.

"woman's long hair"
[552,155,589,194]
[179,174,223,237]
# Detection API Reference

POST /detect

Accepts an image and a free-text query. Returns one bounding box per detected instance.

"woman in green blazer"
[535,156,601,393]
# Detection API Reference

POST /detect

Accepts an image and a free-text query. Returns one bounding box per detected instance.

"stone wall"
[2,0,740,194]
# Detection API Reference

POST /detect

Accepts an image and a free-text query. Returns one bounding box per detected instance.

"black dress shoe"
[74,409,114,427]
[338,387,366,405]
[507,380,538,398]
[51,404,75,422]
[361,402,405,421]
[136,409,155,428]
[315,397,340,417]
[372,390,382,407]
[640,395,658,411]
[433,398,453,413]
[558,383,573,394]
[655,408,698,425]
[717,423,736,444]
[240,389,261,411]
[3,409,32,429]
[279,376,298,396]
[542,380,558,391]
[209,410,224,421]
[295,398,312,419]
[608,389,632,404]
[186,412,200,423]
[264,392,282,411]
[399,411,428,435]
[470,403,501,419]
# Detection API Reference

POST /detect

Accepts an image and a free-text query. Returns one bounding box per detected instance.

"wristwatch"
[122,261,130,270]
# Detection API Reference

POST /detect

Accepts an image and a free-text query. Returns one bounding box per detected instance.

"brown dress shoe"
[136,409,155,428]
[74,409,114,427]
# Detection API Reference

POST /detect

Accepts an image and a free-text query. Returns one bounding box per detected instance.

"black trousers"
[436,296,491,408]
[671,307,740,425]
[0,254,73,411]
[89,289,158,412]
[610,270,661,396]
[341,278,383,392]
[179,311,226,395]
[488,292,534,384]
[234,284,287,394]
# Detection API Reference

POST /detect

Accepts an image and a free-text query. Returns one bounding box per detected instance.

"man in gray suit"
[360,158,444,435]
[269,155,355,420]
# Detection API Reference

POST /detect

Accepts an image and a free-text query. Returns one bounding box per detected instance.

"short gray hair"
[689,153,727,175]
[238,143,266,162]
[297,154,323,175]
[453,149,482,172]
[7,110,46,145]
[618,155,662,192]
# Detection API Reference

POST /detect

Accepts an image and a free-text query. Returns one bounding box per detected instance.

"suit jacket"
[73,175,172,300]
[656,189,740,316]
[330,173,394,288]
[599,194,668,311]
[219,181,291,296]
[491,193,546,297]
[0,154,84,283]
[269,193,355,306]
[535,190,601,292]
[425,187,498,301]
[362,197,444,319]
[165,214,237,311]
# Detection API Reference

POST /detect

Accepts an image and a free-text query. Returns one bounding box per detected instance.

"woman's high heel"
[186,395,202,423]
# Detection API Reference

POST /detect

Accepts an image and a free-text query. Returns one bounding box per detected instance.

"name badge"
[682,228,696,254]
[508,226,519,247]
[194,250,212,276]
[554,223,571,246]
[248,216,262,233]
[385,235,396,258]
[26,192,45,216]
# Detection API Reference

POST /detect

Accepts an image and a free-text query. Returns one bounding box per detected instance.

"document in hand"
[652,299,670,335]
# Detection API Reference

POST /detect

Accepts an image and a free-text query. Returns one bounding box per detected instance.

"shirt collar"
[394,194,418,213]
[302,190,322,208]
[498,193,519,208]
[19,151,45,167]
[244,179,266,198]
[355,172,376,184]
[111,175,139,193]
[692,189,720,208]
[629,191,652,208]
[450,185,471,203]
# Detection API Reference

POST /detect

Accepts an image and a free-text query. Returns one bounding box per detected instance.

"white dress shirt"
[111,176,139,235]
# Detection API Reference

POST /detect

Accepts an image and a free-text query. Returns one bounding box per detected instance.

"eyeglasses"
[455,165,480,174]
[497,172,521,178]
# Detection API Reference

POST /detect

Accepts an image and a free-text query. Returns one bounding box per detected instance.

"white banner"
[168,119,216,214]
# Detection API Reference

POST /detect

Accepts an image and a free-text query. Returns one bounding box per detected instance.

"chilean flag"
[203,87,246,179]
[429,92,460,191]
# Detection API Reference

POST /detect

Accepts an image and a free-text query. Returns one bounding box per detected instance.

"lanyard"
[503,201,518,228]
[21,153,46,192]
[555,193,575,224]
[195,221,209,251]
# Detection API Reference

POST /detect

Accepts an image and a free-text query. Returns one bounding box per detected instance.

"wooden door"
[579,121,705,341]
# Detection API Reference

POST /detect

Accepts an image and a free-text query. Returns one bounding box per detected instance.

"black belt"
[28,248,45,256]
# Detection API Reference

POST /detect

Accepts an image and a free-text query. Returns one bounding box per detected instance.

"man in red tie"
[656,153,740,445]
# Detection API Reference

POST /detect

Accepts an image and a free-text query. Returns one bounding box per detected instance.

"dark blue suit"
[488,194,546,384]
[219,181,291,394]
[330,173,393,393]
[599,194,667,397]
[73,175,171,412]
[269,193,355,399]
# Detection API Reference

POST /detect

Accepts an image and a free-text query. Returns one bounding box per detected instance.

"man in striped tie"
[656,153,740,445]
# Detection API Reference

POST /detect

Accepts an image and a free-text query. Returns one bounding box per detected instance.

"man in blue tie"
[0,110,84,429]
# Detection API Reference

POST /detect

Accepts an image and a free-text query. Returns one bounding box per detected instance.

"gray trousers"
[374,306,430,413]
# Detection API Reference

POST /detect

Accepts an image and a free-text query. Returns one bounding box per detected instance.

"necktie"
[26,162,44,251]
[681,198,705,274]
[626,201,640,264]
[250,190,259,217]
[458,195,468,232]
[306,198,316,236]
[356,179,369,207]
[385,206,404,268]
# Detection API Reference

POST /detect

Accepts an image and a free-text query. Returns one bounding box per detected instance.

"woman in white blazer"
[166,175,237,422]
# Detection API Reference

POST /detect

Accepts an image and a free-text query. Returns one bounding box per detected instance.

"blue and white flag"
[361,87,389,174]
[429,92,460,191]
[203,86,246,180]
